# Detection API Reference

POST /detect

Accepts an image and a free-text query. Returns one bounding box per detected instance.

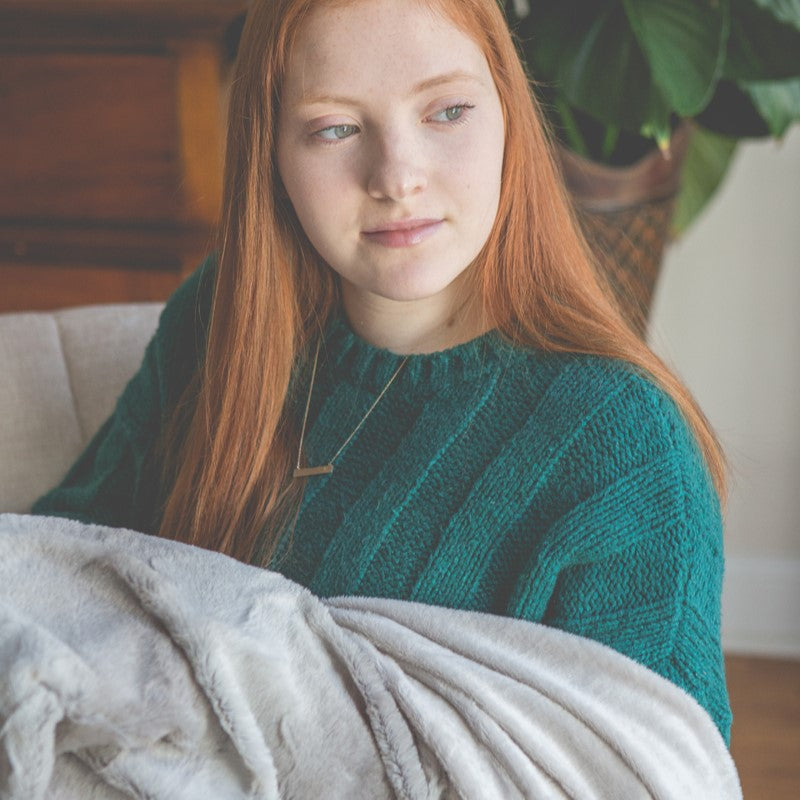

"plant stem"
[602,124,621,160]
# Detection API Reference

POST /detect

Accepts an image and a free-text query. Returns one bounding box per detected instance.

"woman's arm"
[32,256,215,534]
[506,370,731,743]
[32,336,164,532]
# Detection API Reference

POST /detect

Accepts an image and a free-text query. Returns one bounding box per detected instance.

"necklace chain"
[293,338,409,478]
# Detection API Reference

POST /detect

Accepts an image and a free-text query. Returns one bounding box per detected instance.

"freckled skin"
[276,0,505,353]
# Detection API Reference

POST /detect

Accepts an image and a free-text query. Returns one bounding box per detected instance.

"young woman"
[34,0,731,743]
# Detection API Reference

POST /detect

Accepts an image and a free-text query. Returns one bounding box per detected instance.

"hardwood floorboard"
[726,654,800,798]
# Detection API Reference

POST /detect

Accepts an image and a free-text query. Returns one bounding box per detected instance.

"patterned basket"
[558,125,691,337]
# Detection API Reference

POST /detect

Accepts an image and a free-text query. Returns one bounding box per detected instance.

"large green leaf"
[512,0,578,81]
[695,79,772,137]
[622,0,729,116]
[512,4,661,148]
[519,2,672,144]
[725,0,800,80]
[557,6,653,126]
[753,0,800,29]
[673,126,738,234]
[742,77,800,134]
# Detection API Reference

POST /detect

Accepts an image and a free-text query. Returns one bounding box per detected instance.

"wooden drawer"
[0,52,180,222]
[0,0,245,310]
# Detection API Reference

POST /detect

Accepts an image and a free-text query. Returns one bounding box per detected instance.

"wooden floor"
[726,654,800,798]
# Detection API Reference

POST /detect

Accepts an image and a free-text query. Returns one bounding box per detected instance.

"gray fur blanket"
[0,514,740,799]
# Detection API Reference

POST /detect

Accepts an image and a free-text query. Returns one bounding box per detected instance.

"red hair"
[159,0,726,562]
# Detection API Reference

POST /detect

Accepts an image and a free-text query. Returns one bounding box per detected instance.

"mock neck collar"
[319,313,515,397]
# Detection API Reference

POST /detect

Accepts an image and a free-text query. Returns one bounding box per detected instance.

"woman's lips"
[361,219,443,248]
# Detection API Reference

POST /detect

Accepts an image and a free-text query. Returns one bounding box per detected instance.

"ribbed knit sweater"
[33,256,732,742]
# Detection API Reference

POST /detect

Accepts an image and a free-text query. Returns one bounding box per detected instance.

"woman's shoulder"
[507,346,722,552]
[513,345,670,417]
[156,253,217,345]
[511,346,710,486]
[116,254,216,422]
[148,254,216,368]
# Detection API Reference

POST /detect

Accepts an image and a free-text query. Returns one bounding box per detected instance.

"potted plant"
[503,0,800,333]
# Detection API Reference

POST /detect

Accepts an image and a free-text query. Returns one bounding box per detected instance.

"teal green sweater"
[34,256,732,742]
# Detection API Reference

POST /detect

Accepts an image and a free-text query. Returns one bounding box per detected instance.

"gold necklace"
[293,338,409,478]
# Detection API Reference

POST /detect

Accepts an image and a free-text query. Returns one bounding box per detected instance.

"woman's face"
[276,0,505,332]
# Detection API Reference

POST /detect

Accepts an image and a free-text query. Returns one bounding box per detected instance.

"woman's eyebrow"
[295,70,486,109]
[409,69,487,96]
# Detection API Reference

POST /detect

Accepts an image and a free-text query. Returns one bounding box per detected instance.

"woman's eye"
[315,124,359,141]
[430,104,474,123]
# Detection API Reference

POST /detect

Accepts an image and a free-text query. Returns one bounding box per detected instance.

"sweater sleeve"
[506,369,732,744]
[31,257,214,533]
[31,335,163,532]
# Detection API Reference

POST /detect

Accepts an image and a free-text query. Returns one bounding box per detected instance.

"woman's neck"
[341,283,487,355]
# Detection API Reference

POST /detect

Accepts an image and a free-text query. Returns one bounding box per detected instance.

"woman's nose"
[366,134,427,201]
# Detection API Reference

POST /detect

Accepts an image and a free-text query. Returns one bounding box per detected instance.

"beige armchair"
[0,303,162,513]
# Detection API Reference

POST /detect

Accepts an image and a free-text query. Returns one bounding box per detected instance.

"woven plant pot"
[558,124,692,337]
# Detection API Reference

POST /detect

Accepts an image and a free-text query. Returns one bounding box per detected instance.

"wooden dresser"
[0,0,246,310]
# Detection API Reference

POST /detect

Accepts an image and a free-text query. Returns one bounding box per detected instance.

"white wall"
[649,126,800,657]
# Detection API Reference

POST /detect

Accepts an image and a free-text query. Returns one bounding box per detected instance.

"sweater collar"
[320,313,515,396]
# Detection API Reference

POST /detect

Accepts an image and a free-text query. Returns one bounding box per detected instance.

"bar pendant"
[293,464,334,478]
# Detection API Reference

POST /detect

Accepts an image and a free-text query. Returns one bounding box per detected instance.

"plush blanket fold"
[0,514,740,799]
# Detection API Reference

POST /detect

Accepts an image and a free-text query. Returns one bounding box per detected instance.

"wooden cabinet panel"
[0,53,179,221]
[0,263,183,312]
[0,0,246,310]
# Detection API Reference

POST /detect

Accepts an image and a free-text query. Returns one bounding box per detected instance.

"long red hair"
[159,0,726,562]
